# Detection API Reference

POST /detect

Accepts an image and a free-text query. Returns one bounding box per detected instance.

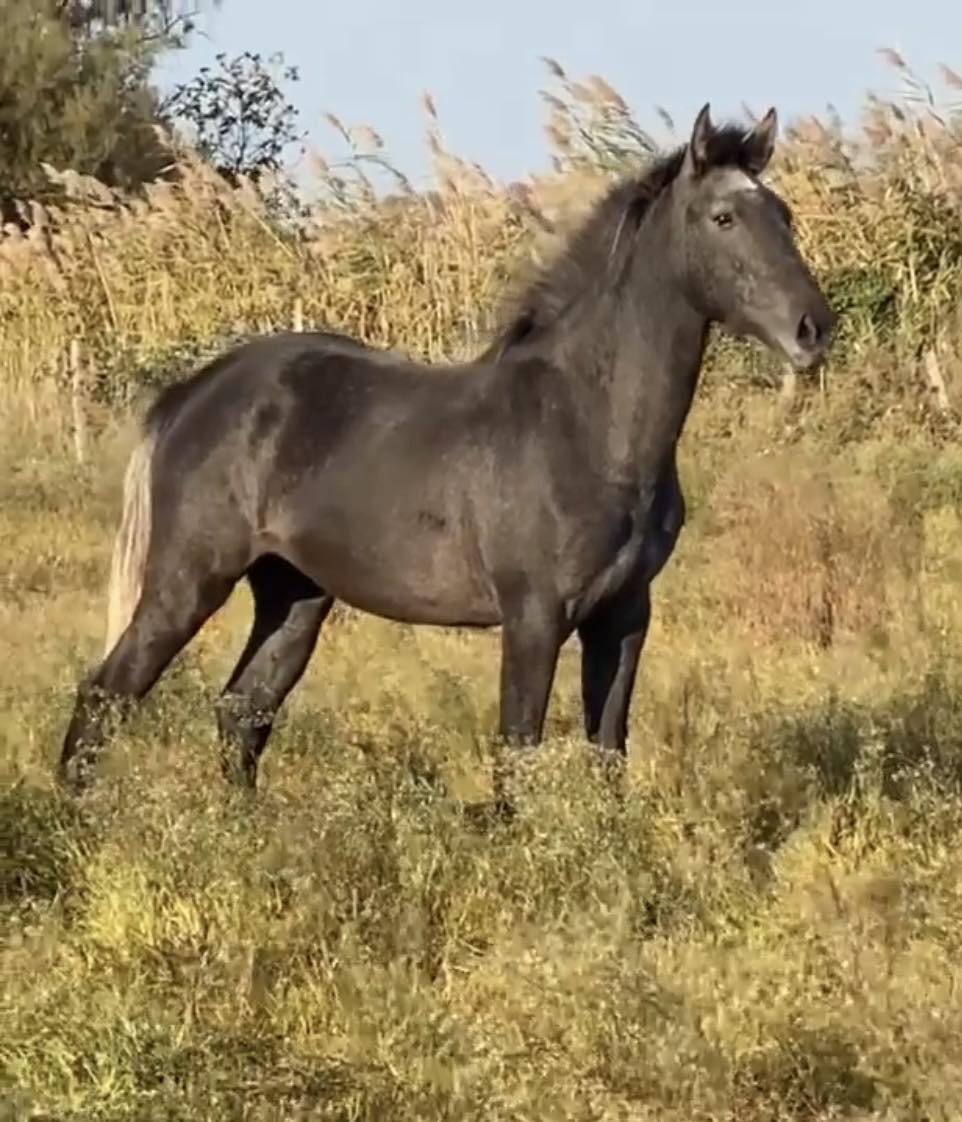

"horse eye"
[712,211,734,230]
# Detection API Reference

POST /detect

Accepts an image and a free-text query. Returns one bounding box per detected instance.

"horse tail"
[103,427,159,657]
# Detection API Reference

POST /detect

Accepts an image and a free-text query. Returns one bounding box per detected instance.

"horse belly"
[279,519,501,627]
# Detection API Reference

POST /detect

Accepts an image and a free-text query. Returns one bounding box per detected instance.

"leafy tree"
[60,1,217,37]
[163,50,304,182]
[0,0,177,213]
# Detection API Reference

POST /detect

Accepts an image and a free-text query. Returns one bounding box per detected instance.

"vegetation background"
[3,4,962,1118]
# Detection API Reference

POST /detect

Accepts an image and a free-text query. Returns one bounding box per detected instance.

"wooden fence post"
[69,338,86,466]
[924,346,951,414]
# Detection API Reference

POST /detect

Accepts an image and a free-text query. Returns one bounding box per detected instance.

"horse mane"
[488,120,768,354]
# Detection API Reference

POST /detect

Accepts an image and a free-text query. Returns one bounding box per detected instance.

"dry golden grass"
[702,452,920,647]
[4,58,962,1121]
[6,407,962,1121]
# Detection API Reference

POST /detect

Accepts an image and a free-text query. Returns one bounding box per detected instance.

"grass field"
[4,59,962,1121]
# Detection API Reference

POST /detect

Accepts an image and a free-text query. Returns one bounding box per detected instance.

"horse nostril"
[796,312,821,351]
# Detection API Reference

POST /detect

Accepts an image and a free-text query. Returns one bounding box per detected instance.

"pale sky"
[156,0,956,189]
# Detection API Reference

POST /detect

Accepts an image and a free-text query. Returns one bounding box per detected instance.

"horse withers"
[59,104,834,798]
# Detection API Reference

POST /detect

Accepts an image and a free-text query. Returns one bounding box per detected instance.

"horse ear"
[685,103,713,178]
[744,107,778,175]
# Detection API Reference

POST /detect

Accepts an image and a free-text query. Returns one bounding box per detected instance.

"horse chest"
[601,515,653,586]
[565,481,684,620]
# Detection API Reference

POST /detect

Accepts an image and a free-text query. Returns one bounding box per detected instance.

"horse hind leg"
[216,555,332,790]
[59,568,240,792]
[59,431,246,791]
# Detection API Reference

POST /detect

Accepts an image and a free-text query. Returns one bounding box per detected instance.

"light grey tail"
[103,429,158,657]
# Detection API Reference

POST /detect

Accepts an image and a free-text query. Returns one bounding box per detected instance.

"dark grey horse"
[59,104,834,797]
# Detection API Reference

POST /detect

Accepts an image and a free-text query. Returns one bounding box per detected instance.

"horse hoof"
[57,750,97,794]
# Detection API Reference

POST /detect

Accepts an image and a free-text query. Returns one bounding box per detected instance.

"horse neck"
[553,211,709,488]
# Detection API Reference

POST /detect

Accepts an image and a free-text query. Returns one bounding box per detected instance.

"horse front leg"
[578,584,652,762]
